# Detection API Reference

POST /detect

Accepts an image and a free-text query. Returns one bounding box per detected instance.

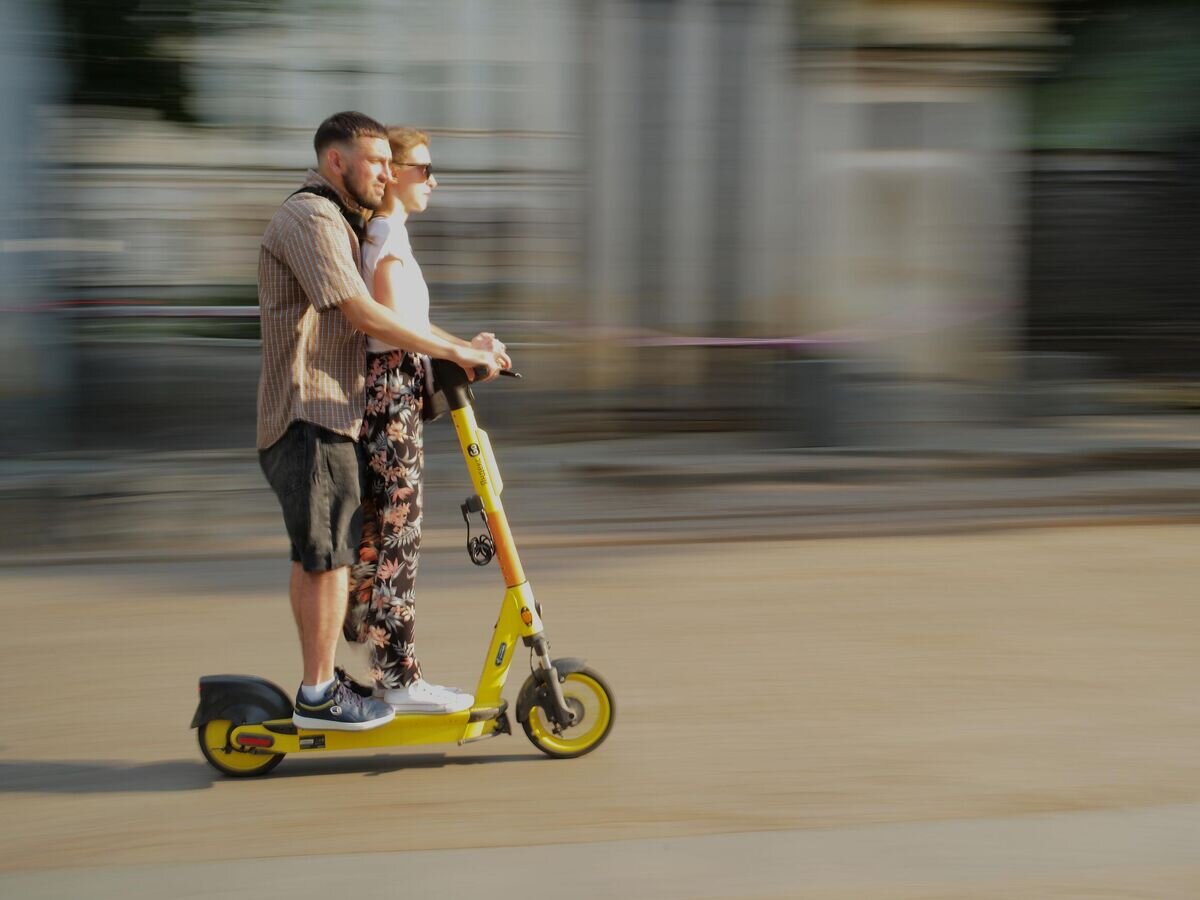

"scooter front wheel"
[197,719,285,777]
[522,667,614,758]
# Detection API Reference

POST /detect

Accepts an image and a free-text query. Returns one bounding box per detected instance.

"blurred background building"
[1,0,1197,453]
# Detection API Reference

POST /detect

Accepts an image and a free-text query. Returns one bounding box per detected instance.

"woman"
[345,126,510,713]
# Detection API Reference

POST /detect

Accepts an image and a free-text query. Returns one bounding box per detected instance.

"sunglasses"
[395,162,434,180]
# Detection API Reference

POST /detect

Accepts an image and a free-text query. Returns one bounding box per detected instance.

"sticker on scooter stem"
[467,443,488,486]
[494,642,507,666]
[520,607,533,626]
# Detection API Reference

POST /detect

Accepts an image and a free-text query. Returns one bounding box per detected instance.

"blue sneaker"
[293,679,395,731]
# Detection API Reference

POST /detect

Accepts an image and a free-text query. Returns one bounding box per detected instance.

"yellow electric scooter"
[192,361,614,777]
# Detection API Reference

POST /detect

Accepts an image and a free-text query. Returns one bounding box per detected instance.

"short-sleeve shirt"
[256,170,370,449]
[359,216,432,353]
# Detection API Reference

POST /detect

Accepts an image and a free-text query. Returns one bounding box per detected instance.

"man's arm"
[270,203,368,313]
[273,204,500,376]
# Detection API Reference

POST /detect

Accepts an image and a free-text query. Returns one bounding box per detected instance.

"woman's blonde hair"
[387,126,430,163]
[364,126,432,232]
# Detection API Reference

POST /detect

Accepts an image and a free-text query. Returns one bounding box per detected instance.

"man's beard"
[343,174,382,211]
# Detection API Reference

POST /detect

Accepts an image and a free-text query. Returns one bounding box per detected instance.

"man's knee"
[294,563,349,593]
[262,422,365,570]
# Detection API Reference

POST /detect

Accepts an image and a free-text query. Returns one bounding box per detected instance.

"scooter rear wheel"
[197,719,285,777]
[522,667,614,758]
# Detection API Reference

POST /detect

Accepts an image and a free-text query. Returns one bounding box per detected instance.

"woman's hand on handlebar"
[470,331,504,353]
[470,332,512,372]
[455,346,509,382]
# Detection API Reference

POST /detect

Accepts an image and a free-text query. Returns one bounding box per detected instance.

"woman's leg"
[362,356,425,689]
[345,356,386,645]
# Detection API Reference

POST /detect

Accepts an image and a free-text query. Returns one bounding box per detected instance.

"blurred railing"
[56,304,259,319]
[44,301,1200,456]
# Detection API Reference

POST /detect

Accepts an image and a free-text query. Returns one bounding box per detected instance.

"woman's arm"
[408,274,506,367]
[428,324,510,368]
[347,256,504,377]
[430,323,468,347]
[340,291,490,370]
[372,256,432,339]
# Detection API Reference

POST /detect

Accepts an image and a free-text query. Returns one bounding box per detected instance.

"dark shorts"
[259,421,366,572]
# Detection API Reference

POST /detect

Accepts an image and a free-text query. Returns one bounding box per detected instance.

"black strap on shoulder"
[289,185,366,243]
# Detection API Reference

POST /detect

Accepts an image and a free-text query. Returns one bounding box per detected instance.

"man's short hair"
[314,111,387,157]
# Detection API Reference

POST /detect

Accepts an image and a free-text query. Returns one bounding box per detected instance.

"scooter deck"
[230,704,508,753]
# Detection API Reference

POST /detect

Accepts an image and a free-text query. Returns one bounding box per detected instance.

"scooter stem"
[432,359,527,588]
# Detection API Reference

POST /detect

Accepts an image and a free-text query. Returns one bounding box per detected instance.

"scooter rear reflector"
[236,734,275,749]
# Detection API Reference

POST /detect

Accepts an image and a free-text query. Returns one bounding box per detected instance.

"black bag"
[419,354,450,423]
[288,185,367,243]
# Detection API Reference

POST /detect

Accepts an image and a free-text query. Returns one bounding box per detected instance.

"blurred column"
[582,0,638,391]
[585,0,714,390]
[660,0,712,333]
[708,0,751,333]
[633,0,674,332]
[794,1,1054,390]
[0,0,62,454]
[584,0,798,329]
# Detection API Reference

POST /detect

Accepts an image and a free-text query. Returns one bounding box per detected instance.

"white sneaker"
[378,679,474,713]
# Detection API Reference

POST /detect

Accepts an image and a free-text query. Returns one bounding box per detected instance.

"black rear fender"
[190,674,292,729]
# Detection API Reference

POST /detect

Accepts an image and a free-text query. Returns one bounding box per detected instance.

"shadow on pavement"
[0,760,216,794]
[0,751,546,793]
[285,750,546,779]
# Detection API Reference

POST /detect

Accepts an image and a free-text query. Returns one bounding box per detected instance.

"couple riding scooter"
[193,360,614,776]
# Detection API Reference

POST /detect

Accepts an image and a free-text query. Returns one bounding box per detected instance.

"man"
[256,111,505,730]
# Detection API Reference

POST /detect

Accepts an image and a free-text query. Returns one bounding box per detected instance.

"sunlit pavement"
[1,526,1198,897]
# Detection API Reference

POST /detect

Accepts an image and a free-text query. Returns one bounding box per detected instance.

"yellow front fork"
[451,404,545,740]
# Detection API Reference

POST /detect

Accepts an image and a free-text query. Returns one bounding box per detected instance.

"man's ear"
[325,143,346,174]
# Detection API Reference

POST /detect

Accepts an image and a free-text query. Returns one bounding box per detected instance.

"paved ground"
[1,525,1198,897]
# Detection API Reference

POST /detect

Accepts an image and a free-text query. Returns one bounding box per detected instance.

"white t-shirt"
[359,215,432,353]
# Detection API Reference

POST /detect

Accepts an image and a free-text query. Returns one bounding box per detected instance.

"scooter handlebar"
[475,367,522,380]
[432,359,520,387]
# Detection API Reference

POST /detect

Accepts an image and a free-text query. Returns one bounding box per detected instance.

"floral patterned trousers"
[344,350,426,688]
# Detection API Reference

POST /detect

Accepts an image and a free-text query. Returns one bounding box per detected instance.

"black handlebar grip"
[472,366,522,379]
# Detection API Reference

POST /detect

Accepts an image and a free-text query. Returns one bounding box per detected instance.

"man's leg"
[262,422,391,730]
[288,559,392,730]
[291,562,350,686]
